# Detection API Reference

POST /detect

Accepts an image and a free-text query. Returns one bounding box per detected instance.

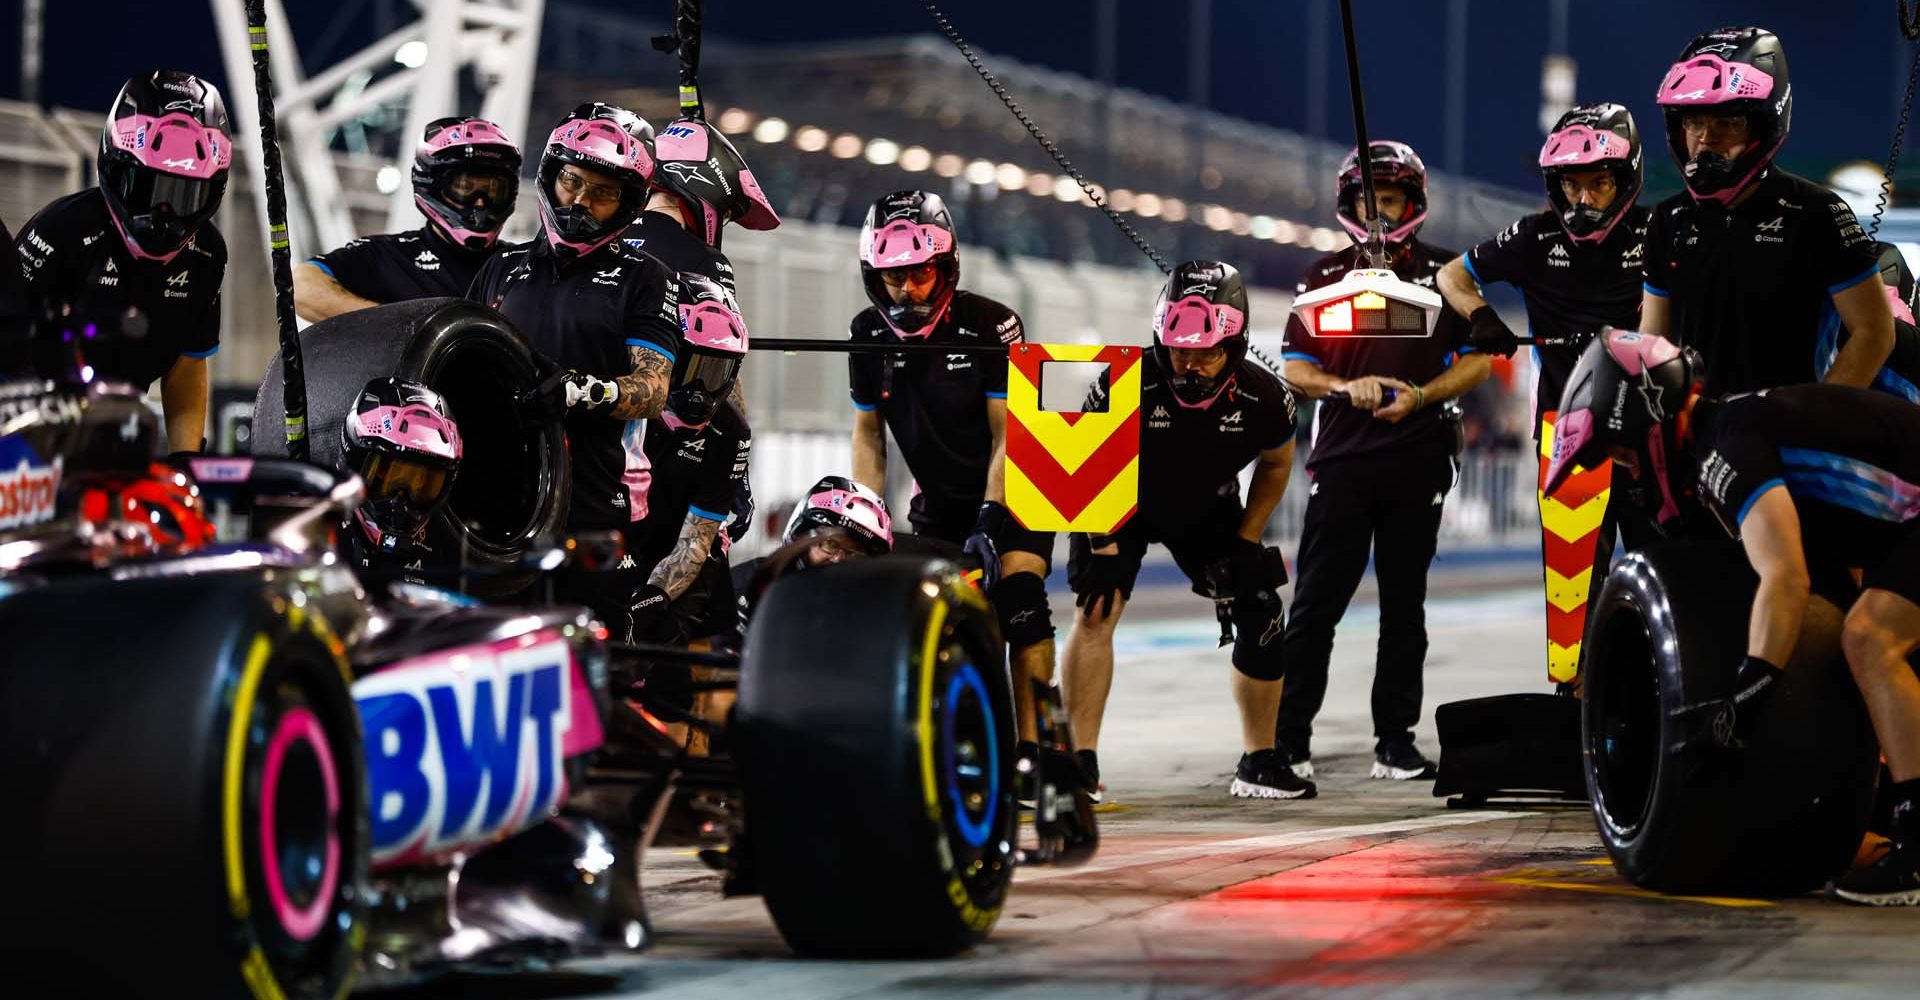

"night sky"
[1,1,1914,192]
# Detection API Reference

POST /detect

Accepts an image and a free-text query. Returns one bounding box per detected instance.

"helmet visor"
[676,350,742,396]
[110,166,217,219]
[363,452,451,509]
[445,169,515,206]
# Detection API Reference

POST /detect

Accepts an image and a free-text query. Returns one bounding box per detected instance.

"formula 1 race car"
[1,299,1096,997]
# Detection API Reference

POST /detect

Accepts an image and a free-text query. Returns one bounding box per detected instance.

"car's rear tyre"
[0,573,368,997]
[1583,540,1880,895]
[253,297,568,597]
[736,556,1017,957]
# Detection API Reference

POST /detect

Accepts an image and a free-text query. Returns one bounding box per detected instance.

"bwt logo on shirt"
[353,638,580,864]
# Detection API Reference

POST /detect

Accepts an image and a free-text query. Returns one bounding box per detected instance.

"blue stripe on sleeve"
[182,346,220,359]
[1281,351,1321,365]
[306,259,334,277]
[1642,281,1669,298]
[625,339,676,363]
[1462,253,1487,288]
[851,399,877,411]
[688,505,727,522]
[1735,479,1785,525]
[1828,264,1880,296]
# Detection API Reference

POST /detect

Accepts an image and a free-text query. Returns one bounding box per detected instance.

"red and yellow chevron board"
[1538,410,1613,685]
[1004,343,1142,534]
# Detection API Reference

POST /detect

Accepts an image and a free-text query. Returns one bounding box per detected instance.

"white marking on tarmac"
[1015,810,1533,882]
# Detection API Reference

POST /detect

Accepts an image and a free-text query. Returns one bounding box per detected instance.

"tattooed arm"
[612,345,672,419]
[649,516,721,598]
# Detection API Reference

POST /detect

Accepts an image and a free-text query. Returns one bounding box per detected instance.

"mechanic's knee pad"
[1231,609,1286,681]
[990,571,1055,649]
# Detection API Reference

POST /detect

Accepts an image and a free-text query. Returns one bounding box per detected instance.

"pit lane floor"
[372,570,1920,999]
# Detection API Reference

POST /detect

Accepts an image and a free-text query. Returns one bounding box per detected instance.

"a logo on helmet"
[1638,369,1668,420]
[1173,332,1205,345]
[883,250,916,264]
[661,161,706,186]
[1695,41,1741,57]
[162,157,197,170]
[133,126,146,149]
[1673,89,1709,101]
[162,99,204,114]
[661,124,699,140]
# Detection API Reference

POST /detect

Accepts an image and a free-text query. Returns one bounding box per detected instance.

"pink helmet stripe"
[808,487,892,544]
[1154,294,1246,350]
[678,300,749,353]
[1539,124,1633,169]
[1603,329,1682,376]
[421,119,517,156]
[736,168,781,230]
[860,219,954,268]
[1542,407,1598,497]
[1656,54,1776,106]
[109,113,232,179]
[355,404,462,461]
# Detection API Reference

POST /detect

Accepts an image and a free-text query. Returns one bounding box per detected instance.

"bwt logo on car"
[352,635,593,865]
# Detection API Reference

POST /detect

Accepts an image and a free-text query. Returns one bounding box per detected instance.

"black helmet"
[1656,26,1791,205]
[650,116,781,248]
[667,272,748,426]
[340,378,462,555]
[1151,260,1249,409]
[858,190,960,338]
[1336,141,1428,246]
[782,475,892,556]
[98,70,232,261]
[1539,103,1644,243]
[1543,330,1702,531]
[411,116,521,250]
[535,103,655,260]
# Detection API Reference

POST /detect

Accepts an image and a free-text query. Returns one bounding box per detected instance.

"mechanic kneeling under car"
[846,189,1060,778]
[1279,140,1490,783]
[468,102,680,638]
[625,273,753,647]
[1062,261,1311,802]
[1546,329,1920,907]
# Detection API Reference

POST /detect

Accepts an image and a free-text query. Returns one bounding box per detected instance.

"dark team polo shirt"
[469,236,680,531]
[14,188,225,389]
[1643,170,1880,397]
[1690,384,1920,567]
[848,290,1022,526]
[620,211,736,296]
[634,399,751,569]
[1281,240,1475,468]
[1137,354,1296,524]
[308,226,500,304]
[1465,207,1649,428]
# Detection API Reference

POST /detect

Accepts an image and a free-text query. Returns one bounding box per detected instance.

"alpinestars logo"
[164,271,192,298]
[593,266,622,286]
[1638,369,1668,420]
[660,161,706,187]
[414,250,440,271]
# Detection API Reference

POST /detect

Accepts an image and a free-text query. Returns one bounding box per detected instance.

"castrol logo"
[0,455,61,530]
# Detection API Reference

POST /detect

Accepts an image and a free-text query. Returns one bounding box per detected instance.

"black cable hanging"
[1871,12,1920,238]
[243,0,307,461]
[651,0,706,120]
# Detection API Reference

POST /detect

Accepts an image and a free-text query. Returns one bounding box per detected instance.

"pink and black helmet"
[667,271,748,426]
[858,190,960,339]
[1544,330,1703,530]
[340,378,462,553]
[98,70,233,262]
[650,116,781,249]
[535,103,655,261]
[783,475,893,556]
[412,116,521,249]
[1656,27,1792,205]
[1539,103,1644,244]
[1151,260,1249,409]
[1336,141,1428,246]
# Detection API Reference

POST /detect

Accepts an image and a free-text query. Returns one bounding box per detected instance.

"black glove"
[965,501,1012,590]
[627,583,681,646]
[1226,538,1283,607]
[1468,305,1520,358]
[1073,547,1133,619]
[519,369,621,423]
[1669,655,1781,753]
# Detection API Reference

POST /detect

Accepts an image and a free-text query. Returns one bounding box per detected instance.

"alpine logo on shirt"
[1755,216,1787,244]
[1218,409,1245,432]
[164,271,192,298]
[593,266,623,286]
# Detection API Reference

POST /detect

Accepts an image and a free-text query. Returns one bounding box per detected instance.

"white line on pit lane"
[1013,810,1535,882]
[1114,587,1540,656]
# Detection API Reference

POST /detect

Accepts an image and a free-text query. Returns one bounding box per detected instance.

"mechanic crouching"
[626,273,753,647]
[1545,329,1920,906]
[1062,261,1310,802]
[846,190,1060,781]
[336,378,463,582]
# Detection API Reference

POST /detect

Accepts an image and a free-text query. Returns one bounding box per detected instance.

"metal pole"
[387,0,461,233]
[1336,0,1387,268]
[241,0,308,461]
[1444,0,1468,175]
[22,0,43,106]
[1187,0,1211,261]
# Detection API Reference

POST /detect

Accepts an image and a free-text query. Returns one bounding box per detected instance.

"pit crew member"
[1061,261,1309,801]
[336,377,462,581]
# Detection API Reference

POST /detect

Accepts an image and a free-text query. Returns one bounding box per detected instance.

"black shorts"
[1862,526,1920,609]
[1066,496,1244,599]
[906,493,1055,570]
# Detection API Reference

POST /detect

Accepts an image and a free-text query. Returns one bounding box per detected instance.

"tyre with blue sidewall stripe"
[736,555,1018,956]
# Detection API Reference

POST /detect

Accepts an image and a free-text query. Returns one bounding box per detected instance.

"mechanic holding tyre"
[1062,260,1309,801]
[1546,329,1920,907]
[468,102,683,637]
[1436,103,1652,684]
[846,189,1061,773]
[14,70,232,457]
[1278,141,1490,783]
[295,116,522,322]
[1638,27,1893,397]
[628,272,753,646]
